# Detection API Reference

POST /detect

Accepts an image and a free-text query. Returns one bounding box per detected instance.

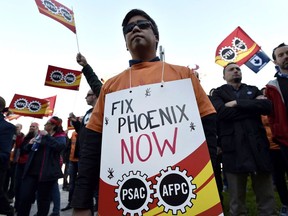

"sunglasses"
[123,20,152,35]
[86,93,94,97]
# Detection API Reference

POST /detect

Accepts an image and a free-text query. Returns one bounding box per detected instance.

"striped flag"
[215,26,260,67]
[45,65,82,91]
[8,94,50,118]
[35,0,76,33]
[43,95,57,116]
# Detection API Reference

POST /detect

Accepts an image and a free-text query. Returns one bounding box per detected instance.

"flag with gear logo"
[44,65,82,90]
[215,26,260,67]
[35,0,76,33]
[8,94,50,118]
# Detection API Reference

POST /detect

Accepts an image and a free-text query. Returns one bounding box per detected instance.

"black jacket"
[72,64,103,158]
[211,83,272,173]
[82,64,103,98]
[23,133,66,181]
[0,114,15,170]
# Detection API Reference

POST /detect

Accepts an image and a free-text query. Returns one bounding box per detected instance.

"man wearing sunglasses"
[72,9,217,216]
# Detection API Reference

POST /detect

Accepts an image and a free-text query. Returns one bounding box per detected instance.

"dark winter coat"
[23,132,66,181]
[211,83,273,173]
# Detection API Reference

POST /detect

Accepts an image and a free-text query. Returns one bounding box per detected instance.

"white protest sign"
[98,78,222,216]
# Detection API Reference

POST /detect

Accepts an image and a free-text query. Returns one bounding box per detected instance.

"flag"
[4,110,21,121]
[8,94,50,118]
[45,65,82,91]
[215,26,260,67]
[35,0,76,33]
[43,95,57,116]
[6,114,21,121]
[67,118,74,130]
[245,50,270,73]
[67,116,81,130]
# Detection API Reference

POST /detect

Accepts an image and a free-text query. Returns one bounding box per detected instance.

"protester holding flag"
[210,62,276,215]
[17,117,66,216]
[71,9,217,216]
[266,43,288,215]
[0,96,15,216]
[63,54,103,213]
[76,53,103,97]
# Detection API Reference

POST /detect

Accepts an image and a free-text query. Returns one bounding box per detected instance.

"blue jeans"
[51,182,60,214]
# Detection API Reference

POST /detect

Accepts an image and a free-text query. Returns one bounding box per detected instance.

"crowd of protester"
[1,8,288,216]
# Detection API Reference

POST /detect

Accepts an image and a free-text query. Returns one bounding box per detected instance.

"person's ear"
[155,35,159,42]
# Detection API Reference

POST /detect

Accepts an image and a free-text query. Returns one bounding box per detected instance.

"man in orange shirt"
[71,9,217,216]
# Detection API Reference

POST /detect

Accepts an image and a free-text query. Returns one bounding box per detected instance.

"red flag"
[43,95,57,117]
[67,116,81,130]
[45,65,82,91]
[8,94,50,119]
[215,26,260,67]
[35,0,76,33]
[67,118,74,130]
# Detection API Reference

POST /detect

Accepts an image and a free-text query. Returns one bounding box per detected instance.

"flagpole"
[72,7,80,53]
[75,31,80,53]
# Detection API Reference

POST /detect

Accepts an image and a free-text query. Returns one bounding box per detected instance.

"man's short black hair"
[122,9,159,49]
[223,62,238,75]
[272,43,287,60]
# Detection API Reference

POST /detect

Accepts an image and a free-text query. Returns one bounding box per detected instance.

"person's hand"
[72,208,92,216]
[39,130,48,136]
[69,112,77,121]
[225,100,237,107]
[28,138,35,145]
[76,53,88,67]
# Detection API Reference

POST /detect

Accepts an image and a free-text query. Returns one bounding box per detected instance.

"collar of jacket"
[129,56,160,67]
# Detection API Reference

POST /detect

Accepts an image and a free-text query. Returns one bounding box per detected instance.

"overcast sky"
[1,0,286,133]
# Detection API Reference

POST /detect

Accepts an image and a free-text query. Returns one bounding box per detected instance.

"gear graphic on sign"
[14,98,28,110]
[115,170,153,216]
[64,72,76,85]
[50,70,63,83]
[153,166,197,215]
[28,101,41,112]
[232,37,247,51]
[219,46,237,62]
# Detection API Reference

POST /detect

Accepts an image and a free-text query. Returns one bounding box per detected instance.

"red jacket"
[266,79,288,146]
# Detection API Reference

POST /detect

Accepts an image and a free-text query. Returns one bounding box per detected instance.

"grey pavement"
[0,183,73,216]
[30,183,72,216]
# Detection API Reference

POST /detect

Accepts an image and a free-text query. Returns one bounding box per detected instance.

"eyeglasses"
[86,93,94,98]
[123,20,152,35]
